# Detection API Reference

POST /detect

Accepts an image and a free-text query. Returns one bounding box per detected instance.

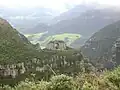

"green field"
[25,32,81,49]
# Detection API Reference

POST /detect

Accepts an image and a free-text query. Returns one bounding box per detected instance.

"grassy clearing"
[25,32,81,47]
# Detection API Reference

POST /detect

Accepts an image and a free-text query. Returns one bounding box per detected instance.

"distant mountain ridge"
[2,4,120,48]
[50,3,99,24]
[23,23,49,34]
[0,7,60,31]
[24,7,120,47]
[47,8,120,36]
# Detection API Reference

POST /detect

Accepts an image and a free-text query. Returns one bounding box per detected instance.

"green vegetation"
[1,66,120,90]
[0,18,40,64]
[25,32,48,41]
[82,20,120,59]
[0,18,84,85]
[1,17,120,90]
[25,32,81,47]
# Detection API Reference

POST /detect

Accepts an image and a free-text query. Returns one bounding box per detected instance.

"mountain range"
[0,6,60,32]
[2,4,120,49]
[0,18,86,85]
[1,3,120,85]
[22,5,120,48]
[50,3,99,24]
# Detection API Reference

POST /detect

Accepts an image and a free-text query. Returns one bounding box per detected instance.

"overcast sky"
[0,0,120,11]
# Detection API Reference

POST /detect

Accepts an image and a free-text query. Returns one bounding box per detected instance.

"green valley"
[25,33,81,49]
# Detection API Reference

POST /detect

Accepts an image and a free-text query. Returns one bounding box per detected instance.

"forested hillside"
[0,18,88,86]
[0,18,35,62]
[1,66,120,90]
[81,20,120,59]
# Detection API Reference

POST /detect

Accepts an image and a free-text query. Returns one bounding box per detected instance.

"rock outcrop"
[46,40,67,50]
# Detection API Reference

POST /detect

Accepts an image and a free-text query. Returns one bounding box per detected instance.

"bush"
[75,72,118,90]
[13,79,49,90]
[1,67,120,90]
[104,66,120,89]
[48,74,76,90]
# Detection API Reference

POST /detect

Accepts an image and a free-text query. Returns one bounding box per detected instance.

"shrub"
[104,66,120,89]
[48,74,77,90]
[1,67,120,90]
[13,79,49,90]
[75,72,118,90]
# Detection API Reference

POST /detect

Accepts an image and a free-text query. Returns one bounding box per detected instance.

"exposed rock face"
[0,63,26,78]
[46,40,67,50]
[0,51,84,79]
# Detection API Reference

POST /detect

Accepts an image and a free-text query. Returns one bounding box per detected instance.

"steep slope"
[0,18,86,85]
[48,8,120,36]
[81,20,120,59]
[0,18,35,63]
[50,3,98,24]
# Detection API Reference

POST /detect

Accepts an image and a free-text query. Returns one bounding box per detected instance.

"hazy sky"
[0,0,120,11]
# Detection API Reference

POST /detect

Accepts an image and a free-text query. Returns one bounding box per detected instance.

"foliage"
[48,74,76,90]
[81,20,120,60]
[1,66,120,90]
[104,66,120,88]
[1,18,120,90]
[25,33,81,47]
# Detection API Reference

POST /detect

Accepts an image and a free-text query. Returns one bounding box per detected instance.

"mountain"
[0,18,37,63]
[23,23,49,34]
[81,20,120,60]
[0,7,60,32]
[50,3,99,24]
[25,8,120,48]
[0,18,86,85]
[0,3,99,31]
[48,8,120,36]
